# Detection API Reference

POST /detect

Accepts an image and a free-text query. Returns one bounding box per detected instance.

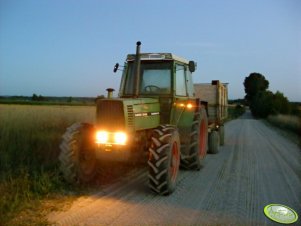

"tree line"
[243,73,298,118]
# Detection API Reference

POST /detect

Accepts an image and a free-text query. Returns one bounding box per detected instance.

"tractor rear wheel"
[181,108,208,170]
[148,125,180,195]
[59,123,97,184]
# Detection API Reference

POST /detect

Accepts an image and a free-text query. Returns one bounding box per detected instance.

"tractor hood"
[96,98,160,132]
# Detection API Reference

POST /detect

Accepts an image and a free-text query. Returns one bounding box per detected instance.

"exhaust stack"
[133,41,141,97]
[106,88,115,98]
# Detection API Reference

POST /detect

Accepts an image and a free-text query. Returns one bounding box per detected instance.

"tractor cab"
[116,49,197,125]
[119,53,196,99]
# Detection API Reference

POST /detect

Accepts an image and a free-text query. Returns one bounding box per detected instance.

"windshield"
[123,62,172,96]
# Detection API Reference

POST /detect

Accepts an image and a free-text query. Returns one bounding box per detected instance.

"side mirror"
[188,61,197,72]
[113,63,119,73]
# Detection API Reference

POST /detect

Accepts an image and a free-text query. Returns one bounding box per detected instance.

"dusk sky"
[0,0,300,101]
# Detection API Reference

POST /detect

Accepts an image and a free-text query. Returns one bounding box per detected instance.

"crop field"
[0,104,95,224]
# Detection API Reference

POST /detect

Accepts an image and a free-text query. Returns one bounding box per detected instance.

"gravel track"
[49,112,301,225]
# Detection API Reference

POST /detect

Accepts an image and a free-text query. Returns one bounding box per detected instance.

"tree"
[272,91,291,114]
[32,93,38,101]
[38,95,45,101]
[31,93,46,101]
[243,73,269,104]
[250,91,274,118]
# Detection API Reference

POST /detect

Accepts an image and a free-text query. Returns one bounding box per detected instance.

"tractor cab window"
[175,64,187,96]
[124,62,172,96]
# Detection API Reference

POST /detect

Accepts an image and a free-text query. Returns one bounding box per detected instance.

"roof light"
[140,54,165,60]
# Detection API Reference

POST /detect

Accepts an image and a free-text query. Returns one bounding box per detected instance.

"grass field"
[267,114,300,134]
[0,104,95,224]
[266,114,301,146]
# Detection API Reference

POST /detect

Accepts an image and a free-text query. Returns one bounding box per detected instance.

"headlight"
[96,131,108,144]
[96,131,127,145]
[186,103,193,109]
[114,132,127,145]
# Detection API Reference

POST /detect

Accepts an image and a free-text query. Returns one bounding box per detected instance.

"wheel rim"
[170,142,179,183]
[199,119,206,158]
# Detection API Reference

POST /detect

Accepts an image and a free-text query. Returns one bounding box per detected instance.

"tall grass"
[0,104,95,223]
[267,114,301,134]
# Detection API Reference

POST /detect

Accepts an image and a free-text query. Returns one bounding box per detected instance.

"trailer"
[194,80,228,153]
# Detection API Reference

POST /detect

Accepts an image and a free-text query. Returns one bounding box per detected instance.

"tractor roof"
[126,53,189,65]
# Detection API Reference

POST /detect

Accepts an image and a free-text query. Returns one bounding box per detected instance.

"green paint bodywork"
[125,98,160,131]
[97,97,160,132]
[96,53,199,155]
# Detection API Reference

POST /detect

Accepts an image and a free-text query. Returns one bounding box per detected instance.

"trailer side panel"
[194,80,228,126]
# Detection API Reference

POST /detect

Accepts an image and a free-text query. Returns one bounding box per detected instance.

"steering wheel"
[143,85,160,92]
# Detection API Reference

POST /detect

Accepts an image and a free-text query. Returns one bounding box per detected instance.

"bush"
[228,104,246,119]
[250,91,274,118]
[272,91,291,114]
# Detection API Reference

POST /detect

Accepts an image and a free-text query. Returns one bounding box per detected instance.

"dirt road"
[48,112,301,225]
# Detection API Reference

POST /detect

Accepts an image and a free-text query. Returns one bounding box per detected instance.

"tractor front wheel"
[148,125,180,195]
[59,123,97,184]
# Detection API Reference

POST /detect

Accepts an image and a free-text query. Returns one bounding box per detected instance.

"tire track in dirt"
[252,120,301,217]
[48,112,301,226]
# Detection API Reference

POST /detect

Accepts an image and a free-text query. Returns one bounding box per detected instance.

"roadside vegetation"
[0,104,95,225]
[227,104,246,120]
[267,114,300,134]
[243,73,300,143]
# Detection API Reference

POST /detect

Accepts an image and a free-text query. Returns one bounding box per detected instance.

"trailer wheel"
[208,130,219,154]
[219,125,225,146]
[148,125,180,195]
[59,123,97,184]
[181,108,208,170]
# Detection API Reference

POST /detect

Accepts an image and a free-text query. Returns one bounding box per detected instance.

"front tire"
[148,125,180,195]
[181,107,208,170]
[59,123,97,184]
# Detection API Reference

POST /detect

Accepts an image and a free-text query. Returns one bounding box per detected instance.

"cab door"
[171,63,195,144]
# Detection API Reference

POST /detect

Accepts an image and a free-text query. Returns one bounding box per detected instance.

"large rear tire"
[59,123,97,184]
[148,125,180,195]
[181,107,208,170]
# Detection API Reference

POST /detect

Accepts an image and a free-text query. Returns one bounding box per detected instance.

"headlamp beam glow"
[176,102,194,109]
[96,131,127,145]
[186,103,193,109]
[114,132,127,145]
[96,131,108,144]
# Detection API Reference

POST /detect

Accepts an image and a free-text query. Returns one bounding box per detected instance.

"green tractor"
[59,41,211,195]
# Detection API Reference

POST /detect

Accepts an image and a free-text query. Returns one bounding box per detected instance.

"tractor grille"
[96,100,125,130]
[127,105,134,129]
